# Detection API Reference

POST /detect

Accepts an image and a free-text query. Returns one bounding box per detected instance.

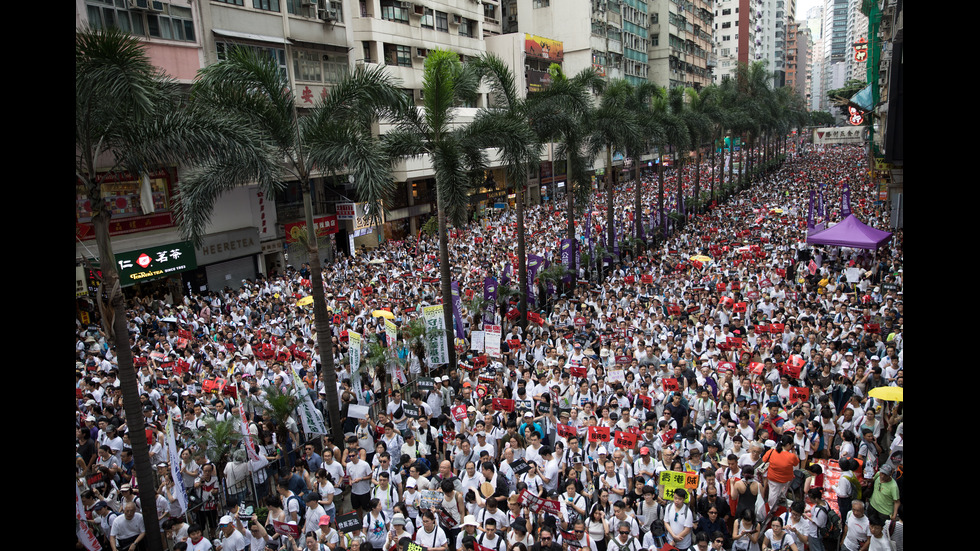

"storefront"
[189,228,262,292]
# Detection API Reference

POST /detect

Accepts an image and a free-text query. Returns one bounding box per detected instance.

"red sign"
[662,378,680,392]
[614,430,637,449]
[637,394,653,410]
[558,424,577,439]
[451,404,468,421]
[284,215,339,243]
[492,398,515,412]
[749,362,765,375]
[789,387,810,403]
[588,426,611,443]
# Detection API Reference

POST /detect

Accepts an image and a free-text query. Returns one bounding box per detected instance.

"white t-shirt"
[763,529,796,550]
[665,503,693,549]
[843,511,870,551]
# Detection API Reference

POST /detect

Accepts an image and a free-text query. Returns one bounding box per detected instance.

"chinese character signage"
[423,305,449,366]
[114,241,196,286]
[853,37,868,63]
[284,215,338,243]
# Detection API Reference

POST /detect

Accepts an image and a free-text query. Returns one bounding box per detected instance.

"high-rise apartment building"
[712,0,754,82]
[647,0,714,90]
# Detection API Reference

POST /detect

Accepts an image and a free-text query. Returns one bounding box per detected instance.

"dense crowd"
[76,144,903,551]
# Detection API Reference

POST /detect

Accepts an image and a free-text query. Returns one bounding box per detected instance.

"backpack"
[843,474,863,501]
[288,494,306,526]
[815,504,842,543]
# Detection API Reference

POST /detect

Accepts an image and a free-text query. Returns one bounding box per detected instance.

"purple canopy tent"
[806,214,892,249]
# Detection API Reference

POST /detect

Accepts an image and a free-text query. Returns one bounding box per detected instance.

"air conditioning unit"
[398,1,412,9]
[413,4,425,16]
[451,14,462,25]
[319,7,339,21]
[128,0,149,9]
[148,0,164,11]
[301,0,317,5]
[415,47,428,58]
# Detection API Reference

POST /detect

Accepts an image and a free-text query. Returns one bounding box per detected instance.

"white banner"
[76,484,102,551]
[384,319,397,348]
[423,305,449,366]
[291,366,327,436]
[165,414,189,514]
[239,401,261,463]
[485,324,502,358]
[349,331,362,375]
[471,331,485,352]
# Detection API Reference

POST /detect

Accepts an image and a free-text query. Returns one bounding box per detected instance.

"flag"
[165,414,189,514]
[451,282,465,339]
[239,401,261,462]
[76,485,102,551]
[291,366,327,435]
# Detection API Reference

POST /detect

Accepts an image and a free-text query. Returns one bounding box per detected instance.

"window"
[722,22,730,28]
[252,0,279,10]
[722,35,729,41]
[533,0,550,7]
[421,7,434,28]
[86,1,195,42]
[651,34,659,46]
[385,44,412,67]
[216,0,245,5]
[435,11,448,32]
[458,18,474,37]
[722,8,731,15]
[294,50,348,83]
[380,0,410,23]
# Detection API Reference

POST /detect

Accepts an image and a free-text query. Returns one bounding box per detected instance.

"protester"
[77,144,903,551]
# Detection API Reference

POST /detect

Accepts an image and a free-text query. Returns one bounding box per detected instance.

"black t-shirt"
[78,438,97,465]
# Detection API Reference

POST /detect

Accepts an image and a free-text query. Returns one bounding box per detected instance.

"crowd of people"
[76,143,904,551]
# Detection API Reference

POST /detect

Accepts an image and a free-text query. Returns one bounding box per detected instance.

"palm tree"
[385,50,495,363]
[650,86,689,235]
[191,417,244,476]
[527,65,603,274]
[471,53,540,327]
[180,45,409,447]
[76,29,277,548]
[682,86,719,214]
[588,79,640,265]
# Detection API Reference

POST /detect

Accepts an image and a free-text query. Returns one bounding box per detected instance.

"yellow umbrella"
[868,386,903,402]
[372,310,395,319]
[297,296,314,307]
[691,255,712,262]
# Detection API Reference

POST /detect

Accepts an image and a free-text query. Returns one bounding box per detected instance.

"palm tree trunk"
[303,187,343,446]
[605,146,615,257]
[566,154,575,279]
[727,136,734,196]
[676,151,684,226]
[435,184,458,368]
[634,153,643,240]
[89,181,164,551]
[517,171,528,330]
[658,152,665,233]
[693,145,702,215]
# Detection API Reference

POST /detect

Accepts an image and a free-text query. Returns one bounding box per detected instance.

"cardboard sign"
[734,302,747,313]
[441,430,456,445]
[510,459,531,476]
[570,366,587,378]
[492,398,515,412]
[536,402,553,415]
[637,394,653,410]
[607,369,626,384]
[202,378,227,395]
[451,404,468,421]
[771,323,785,333]
[418,377,436,391]
[178,329,193,339]
[749,362,765,375]
[658,470,699,503]
[667,304,681,316]
[662,378,680,392]
[726,337,743,347]
[419,490,443,510]
[273,519,301,537]
[717,362,735,373]
[518,489,561,515]
[588,426,611,442]
[402,405,420,418]
[336,511,362,533]
[789,387,811,403]
[660,428,677,444]
[614,430,637,449]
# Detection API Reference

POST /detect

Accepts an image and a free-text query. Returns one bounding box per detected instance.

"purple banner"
[817,187,825,219]
[451,281,465,338]
[527,255,545,307]
[807,189,815,229]
[560,239,575,283]
[613,221,619,257]
[501,262,511,286]
[483,277,498,327]
[841,182,851,217]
